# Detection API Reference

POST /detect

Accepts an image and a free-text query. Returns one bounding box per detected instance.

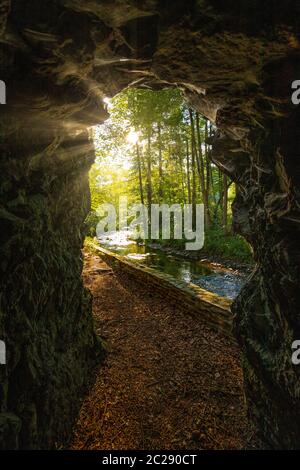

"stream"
[97,230,246,300]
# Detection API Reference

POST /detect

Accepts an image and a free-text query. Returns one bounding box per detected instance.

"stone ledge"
[92,244,235,340]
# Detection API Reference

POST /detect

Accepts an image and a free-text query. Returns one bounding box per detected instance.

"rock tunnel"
[0,0,300,449]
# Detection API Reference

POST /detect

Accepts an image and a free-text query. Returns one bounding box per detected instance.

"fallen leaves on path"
[71,250,258,450]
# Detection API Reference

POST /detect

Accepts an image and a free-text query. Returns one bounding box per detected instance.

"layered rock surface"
[0,0,299,449]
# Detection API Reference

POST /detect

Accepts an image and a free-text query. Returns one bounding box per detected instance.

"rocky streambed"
[97,230,248,300]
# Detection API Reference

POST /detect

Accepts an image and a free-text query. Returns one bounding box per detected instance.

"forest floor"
[71,249,259,450]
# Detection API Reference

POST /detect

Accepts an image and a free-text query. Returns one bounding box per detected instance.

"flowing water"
[97,230,246,300]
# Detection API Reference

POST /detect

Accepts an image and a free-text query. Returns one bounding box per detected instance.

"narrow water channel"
[97,230,246,300]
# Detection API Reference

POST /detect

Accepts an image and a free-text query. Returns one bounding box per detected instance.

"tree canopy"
[87,88,251,261]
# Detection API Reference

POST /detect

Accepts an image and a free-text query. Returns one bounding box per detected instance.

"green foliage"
[203,227,252,262]
[87,87,253,264]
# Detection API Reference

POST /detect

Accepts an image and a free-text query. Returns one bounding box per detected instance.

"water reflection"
[97,230,245,299]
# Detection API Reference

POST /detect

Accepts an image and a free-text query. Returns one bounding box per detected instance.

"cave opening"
[1,0,300,452]
[66,86,258,449]
[86,87,252,299]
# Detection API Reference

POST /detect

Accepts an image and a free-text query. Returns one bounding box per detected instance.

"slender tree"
[136,142,144,205]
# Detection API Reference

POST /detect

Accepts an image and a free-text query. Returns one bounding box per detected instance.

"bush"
[203,226,252,262]
[84,211,100,237]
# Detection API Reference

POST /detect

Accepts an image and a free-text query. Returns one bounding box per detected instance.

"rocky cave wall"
[0,0,300,449]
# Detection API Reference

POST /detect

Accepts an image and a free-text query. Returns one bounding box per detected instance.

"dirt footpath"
[71,250,258,450]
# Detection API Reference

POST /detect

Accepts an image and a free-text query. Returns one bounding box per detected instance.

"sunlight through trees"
[87,89,251,262]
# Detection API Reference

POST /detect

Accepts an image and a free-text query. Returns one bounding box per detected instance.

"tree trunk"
[157,122,163,202]
[186,139,191,205]
[178,143,186,204]
[136,143,144,205]
[146,128,152,218]
[196,112,211,228]
[222,173,228,230]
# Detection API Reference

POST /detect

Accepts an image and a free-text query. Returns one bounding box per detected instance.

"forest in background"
[86,88,252,263]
